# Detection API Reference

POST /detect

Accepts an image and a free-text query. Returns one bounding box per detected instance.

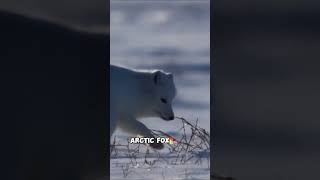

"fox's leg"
[118,116,164,149]
[118,116,153,137]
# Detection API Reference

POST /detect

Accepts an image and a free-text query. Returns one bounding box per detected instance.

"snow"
[110,1,210,179]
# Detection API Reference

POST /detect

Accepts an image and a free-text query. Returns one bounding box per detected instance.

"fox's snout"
[167,115,174,120]
[160,112,175,121]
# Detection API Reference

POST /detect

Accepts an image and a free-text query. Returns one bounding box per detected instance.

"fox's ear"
[153,71,162,85]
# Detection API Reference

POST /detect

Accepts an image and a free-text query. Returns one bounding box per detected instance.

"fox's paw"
[149,142,164,150]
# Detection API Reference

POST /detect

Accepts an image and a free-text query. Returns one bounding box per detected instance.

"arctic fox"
[110,65,177,149]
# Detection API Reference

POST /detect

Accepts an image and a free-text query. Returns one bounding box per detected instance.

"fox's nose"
[168,116,174,120]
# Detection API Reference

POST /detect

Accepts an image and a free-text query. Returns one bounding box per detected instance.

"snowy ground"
[110,1,210,179]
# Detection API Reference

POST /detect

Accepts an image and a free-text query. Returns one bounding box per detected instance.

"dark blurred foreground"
[213,1,320,179]
[0,10,109,180]
[0,0,108,28]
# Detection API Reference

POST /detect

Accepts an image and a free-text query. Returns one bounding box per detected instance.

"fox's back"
[110,65,139,109]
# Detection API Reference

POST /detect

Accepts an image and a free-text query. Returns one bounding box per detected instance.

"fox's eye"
[160,98,167,104]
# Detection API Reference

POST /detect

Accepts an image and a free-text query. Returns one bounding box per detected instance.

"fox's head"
[149,70,177,121]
